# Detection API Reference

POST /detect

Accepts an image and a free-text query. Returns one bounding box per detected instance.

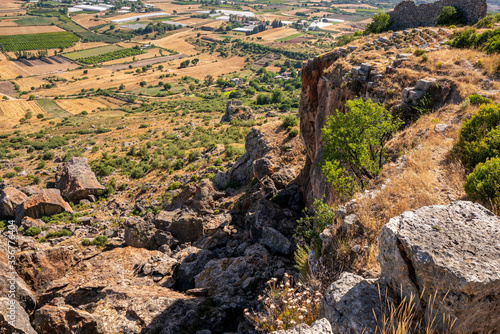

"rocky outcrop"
[228,127,277,185]
[15,246,75,290]
[0,298,37,334]
[15,189,73,223]
[221,99,253,122]
[319,273,385,334]
[275,318,333,334]
[0,187,27,218]
[33,305,103,334]
[378,201,500,333]
[166,180,220,214]
[55,157,105,202]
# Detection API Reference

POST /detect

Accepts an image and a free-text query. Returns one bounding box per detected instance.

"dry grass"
[0,25,64,35]
[55,98,109,114]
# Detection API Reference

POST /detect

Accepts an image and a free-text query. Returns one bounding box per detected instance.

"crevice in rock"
[396,239,418,291]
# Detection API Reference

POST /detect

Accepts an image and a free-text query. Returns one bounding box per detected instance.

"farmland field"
[14,16,59,26]
[78,47,145,64]
[0,25,64,36]
[0,100,45,127]
[55,98,109,114]
[63,45,123,60]
[0,32,80,52]
[36,99,72,118]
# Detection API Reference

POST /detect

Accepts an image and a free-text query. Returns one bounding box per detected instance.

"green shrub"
[82,238,91,246]
[295,198,335,254]
[321,98,402,199]
[188,150,200,163]
[130,166,146,179]
[467,94,491,106]
[5,172,15,178]
[282,115,299,128]
[452,104,500,169]
[92,235,108,247]
[46,229,72,239]
[42,150,55,160]
[25,226,41,236]
[464,157,500,205]
[364,13,392,34]
[437,6,466,26]
[190,174,199,182]
[168,181,181,190]
[288,129,299,138]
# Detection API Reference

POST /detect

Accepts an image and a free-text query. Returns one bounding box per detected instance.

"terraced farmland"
[0,32,79,51]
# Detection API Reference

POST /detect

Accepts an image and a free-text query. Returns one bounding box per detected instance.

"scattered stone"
[55,157,105,202]
[0,187,27,218]
[261,226,293,255]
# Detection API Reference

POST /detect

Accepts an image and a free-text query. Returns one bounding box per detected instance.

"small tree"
[437,6,466,26]
[321,98,402,199]
[364,13,392,34]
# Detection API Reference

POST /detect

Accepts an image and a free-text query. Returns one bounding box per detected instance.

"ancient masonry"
[389,0,487,30]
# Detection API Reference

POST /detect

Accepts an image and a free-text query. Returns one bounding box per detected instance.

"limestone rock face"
[378,201,500,333]
[0,298,37,334]
[274,318,333,334]
[0,187,27,218]
[319,273,384,334]
[33,305,103,334]
[55,157,105,202]
[15,189,73,223]
[228,128,276,185]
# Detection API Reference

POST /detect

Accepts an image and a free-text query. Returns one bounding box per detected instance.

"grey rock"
[261,226,293,255]
[270,166,298,189]
[55,157,105,202]
[274,318,333,334]
[0,297,37,334]
[378,201,500,333]
[124,217,157,250]
[252,157,276,179]
[319,273,384,334]
[212,172,229,190]
[175,248,214,291]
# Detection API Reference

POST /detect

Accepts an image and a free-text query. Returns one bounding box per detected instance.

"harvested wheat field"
[148,30,198,55]
[55,98,109,114]
[251,27,299,41]
[73,13,108,28]
[0,20,17,27]
[14,76,47,92]
[0,59,30,80]
[149,1,201,13]
[0,25,64,35]
[0,100,45,126]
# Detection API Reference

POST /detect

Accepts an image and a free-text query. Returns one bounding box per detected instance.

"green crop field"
[77,47,145,64]
[14,16,59,26]
[0,32,79,51]
[36,99,72,118]
[63,45,123,60]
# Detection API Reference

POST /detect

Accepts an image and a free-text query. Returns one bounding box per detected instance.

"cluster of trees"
[179,58,199,68]
[14,49,48,60]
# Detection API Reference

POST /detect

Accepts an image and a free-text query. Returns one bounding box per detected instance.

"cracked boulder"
[378,201,500,333]
[0,187,27,218]
[14,189,73,224]
[55,157,105,202]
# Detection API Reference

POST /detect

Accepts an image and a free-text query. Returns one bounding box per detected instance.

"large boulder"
[0,187,27,218]
[166,180,218,214]
[15,246,75,291]
[0,297,37,334]
[124,217,157,250]
[15,189,73,224]
[378,201,500,333]
[174,247,214,291]
[33,305,103,334]
[274,318,333,334]
[155,210,204,244]
[319,273,384,334]
[55,157,104,202]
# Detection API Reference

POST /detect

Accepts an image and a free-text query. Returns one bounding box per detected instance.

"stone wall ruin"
[389,0,487,30]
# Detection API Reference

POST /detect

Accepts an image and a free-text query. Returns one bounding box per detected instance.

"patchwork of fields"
[0,32,80,51]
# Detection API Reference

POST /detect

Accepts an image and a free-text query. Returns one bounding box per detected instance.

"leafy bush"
[464,157,500,205]
[168,181,181,190]
[321,98,402,199]
[452,104,500,169]
[92,235,108,248]
[82,238,91,246]
[25,226,41,236]
[437,6,466,26]
[288,129,299,138]
[46,229,72,239]
[295,198,335,255]
[282,115,299,129]
[364,13,392,34]
[467,94,491,106]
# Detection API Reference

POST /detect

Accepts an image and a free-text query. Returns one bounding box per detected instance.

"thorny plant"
[245,273,323,332]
